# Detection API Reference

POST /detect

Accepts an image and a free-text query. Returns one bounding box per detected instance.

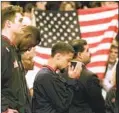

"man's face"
[80,45,91,64]
[10,13,23,33]
[108,47,118,64]
[57,52,74,70]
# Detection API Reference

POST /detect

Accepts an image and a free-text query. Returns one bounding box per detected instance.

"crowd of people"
[1,1,119,113]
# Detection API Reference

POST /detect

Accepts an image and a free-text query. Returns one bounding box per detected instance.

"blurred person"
[24,3,35,19]
[101,1,118,7]
[60,1,76,11]
[46,1,61,10]
[65,39,105,113]
[21,48,36,72]
[1,1,11,9]
[32,42,82,113]
[22,3,35,26]
[102,44,118,92]
[1,5,41,113]
[35,1,47,10]
[89,1,101,8]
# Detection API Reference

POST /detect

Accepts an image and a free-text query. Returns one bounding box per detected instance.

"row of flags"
[33,6,118,79]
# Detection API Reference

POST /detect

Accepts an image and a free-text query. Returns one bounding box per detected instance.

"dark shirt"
[1,35,31,113]
[32,66,78,113]
[62,66,106,113]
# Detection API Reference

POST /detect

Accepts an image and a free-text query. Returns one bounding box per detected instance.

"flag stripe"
[81,26,118,38]
[91,50,110,57]
[84,31,117,44]
[78,8,118,21]
[35,52,50,59]
[77,6,118,15]
[89,38,113,48]
[79,15,118,26]
[87,61,107,67]
[34,62,43,68]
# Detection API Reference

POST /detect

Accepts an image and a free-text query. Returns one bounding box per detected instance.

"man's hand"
[68,61,82,79]
[2,108,19,113]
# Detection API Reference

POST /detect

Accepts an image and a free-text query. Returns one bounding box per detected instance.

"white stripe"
[34,56,48,65]
[88,66,106,73]
[89,43,111,53]
[35,46,51,55]
[83,31,117,44]
[80,19,118,33]
[79,9,118,21]
[91,55,108,62]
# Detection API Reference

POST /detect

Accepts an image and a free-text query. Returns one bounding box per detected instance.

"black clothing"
[62,66,106,113]
[1,35,31,113]
[116,60,119,112]
[32,66,78,113]
[105,87,117,113]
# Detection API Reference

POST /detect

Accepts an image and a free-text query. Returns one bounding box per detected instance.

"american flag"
[33,6,118,79]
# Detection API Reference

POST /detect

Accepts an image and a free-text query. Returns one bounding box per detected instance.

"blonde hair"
[60,2,76,11]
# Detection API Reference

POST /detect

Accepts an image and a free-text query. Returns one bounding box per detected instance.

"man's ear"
[55,53,61,60]
[5,20,11,28]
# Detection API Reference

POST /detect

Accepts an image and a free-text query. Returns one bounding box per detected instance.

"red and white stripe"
[78,6,118,79]
[34,6,118,79]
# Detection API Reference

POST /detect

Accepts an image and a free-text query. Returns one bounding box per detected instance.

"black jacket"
[63,66,106,113]
[32,66,78,113]
[1,36,31,113]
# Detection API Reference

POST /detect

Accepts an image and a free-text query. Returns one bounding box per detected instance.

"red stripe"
[34,62,43,68]
[79,15,118,26]
[87,61,107,67]
[89,38,113,48]
[96,73,105,80]
[81,26,118,38]
[77,6,118,15]
[35,51,50,59]
[91,49,110,57]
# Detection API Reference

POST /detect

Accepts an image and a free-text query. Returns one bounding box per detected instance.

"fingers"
[74,62,82,72]
[68,61,82,79]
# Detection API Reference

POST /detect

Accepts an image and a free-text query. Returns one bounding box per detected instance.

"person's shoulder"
[80,68,97,82]
[34,67,54,82]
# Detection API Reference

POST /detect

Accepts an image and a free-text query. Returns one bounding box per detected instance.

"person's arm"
[86,75,106,113]
[1,46,12,112]
[1,46,18,113]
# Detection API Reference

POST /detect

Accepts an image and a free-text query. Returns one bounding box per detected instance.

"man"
[32,42,82,113]
[1,5,41,113]
[102,44,118,92]
[67,39,105,113]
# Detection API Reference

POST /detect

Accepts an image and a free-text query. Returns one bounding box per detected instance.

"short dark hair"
[110,44,118,50]
[51,42,74,57]
[70,39,87,58]
[22,25,41,44]
[1,5,23,29]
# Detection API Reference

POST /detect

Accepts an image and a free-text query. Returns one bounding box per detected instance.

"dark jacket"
[63,66,106,113]
[32,66,78,113]
[116,60,119,112]
[1,35,31,113]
